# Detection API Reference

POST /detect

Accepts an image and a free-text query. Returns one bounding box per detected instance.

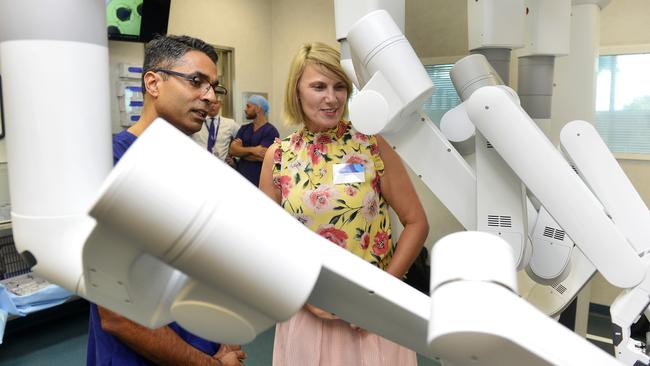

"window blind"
[422,64,461,126]
[595,54,650,154]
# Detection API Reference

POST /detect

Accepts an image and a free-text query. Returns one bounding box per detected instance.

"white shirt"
[192,116,240,161]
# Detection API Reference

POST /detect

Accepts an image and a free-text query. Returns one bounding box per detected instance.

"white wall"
[269,0,337,138]
[601,0,650,47]
[168,0,273,126]
[405,0,467,59]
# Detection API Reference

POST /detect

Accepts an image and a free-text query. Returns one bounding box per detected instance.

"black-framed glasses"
[153,69,228,96]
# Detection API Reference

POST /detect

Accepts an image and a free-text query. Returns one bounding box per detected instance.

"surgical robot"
[0,0,642,364]
[336,1,650,364]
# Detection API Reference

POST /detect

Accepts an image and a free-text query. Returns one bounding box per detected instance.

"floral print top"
[272,120,394,269]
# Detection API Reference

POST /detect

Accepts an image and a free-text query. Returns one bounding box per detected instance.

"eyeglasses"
[153,69,228,96]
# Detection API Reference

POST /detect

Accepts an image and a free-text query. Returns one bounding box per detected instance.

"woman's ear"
[143,71,160,97]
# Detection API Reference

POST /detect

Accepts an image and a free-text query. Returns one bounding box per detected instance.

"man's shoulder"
[264,122,280,134]
[113,129,137,149]
[191,122,209,142]
[221,117,239,129]
[112,129,137,164]
[113,129,137,142]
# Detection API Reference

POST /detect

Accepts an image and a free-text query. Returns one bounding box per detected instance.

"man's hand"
[225,154,237,168]
[97,306,223,365]
[251,145,268,159]
[229,139,266,161]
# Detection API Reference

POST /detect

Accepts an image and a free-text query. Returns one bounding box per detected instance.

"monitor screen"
[106,0,170,43]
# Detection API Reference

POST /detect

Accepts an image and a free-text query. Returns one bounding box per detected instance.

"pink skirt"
[273,307,418,366]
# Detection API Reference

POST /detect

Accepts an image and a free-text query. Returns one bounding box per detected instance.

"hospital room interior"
[1,0,650,365]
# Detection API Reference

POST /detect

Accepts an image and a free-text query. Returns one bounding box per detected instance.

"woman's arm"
[376,135,429,279]
[259,145,282,203]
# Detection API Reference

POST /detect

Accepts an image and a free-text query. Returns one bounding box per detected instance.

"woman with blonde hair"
[259,42,428,365]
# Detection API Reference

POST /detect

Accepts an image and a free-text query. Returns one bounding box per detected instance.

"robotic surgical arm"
[448,38,650,366]
[338,2,650,364]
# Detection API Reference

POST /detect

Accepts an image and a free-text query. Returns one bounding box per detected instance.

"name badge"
[333,163,365,184]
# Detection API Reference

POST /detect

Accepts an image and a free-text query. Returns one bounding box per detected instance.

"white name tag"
[333,163,365,184]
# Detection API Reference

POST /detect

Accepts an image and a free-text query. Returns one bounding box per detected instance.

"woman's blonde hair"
[283,42,353,126]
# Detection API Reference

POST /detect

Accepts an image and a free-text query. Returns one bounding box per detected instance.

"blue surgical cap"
[247,94,269,115]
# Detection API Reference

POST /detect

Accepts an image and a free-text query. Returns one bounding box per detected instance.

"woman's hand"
[305,304,367,333]
[304,304,339,320]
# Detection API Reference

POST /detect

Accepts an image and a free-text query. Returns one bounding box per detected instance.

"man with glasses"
[192,95,241,167]
[89,35,246,366]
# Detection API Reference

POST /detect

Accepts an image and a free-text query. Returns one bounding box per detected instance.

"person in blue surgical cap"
[230,94,280,186]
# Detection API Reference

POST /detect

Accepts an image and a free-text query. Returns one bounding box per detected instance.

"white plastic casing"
[519,0,571,57]
[89,119,323,336]
[380,112,477,231]
[308,239,434,359]
[572,0,611,8]
[83,226,187,330]
[431,232,517,293]
[430,281,620,365]
[347,10,434,135]
[333,0,404,41]
[527,206,573,284]
[466,86,645,289]
[440,102,476,156]
[428,232,619,366]
[1,39,112,291]
[475,132,529,270]
[467,0,526,51]
[450,54,503,102]
[561,120,650,256]
[524,245,596,317]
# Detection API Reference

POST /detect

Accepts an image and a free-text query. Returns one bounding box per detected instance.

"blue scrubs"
[86,129,221,366]
[235,122,279,186]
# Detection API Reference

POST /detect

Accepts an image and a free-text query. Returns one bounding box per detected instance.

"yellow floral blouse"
[272,120,394,269]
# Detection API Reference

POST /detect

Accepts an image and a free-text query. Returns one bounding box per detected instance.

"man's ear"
[143,71,160,97]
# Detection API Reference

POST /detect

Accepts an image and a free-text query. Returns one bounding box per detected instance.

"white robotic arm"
[465,85,645,288]
[337,3,626,364]
[343,8,478,231]
[561,120,650,364]
[429,232,619,366]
